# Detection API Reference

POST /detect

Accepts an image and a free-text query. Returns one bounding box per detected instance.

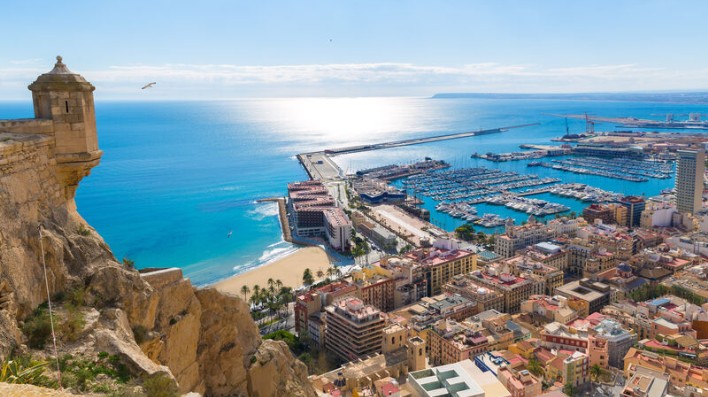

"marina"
[547,183,623,203]
[528,156,674,182]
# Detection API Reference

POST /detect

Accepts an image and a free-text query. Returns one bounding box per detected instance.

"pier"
[325,123,538,156]
[298,123,538,181]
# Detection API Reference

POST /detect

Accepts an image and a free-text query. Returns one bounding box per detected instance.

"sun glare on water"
[267,97,418,146]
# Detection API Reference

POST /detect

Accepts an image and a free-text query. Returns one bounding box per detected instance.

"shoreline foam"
[213,246,332,297]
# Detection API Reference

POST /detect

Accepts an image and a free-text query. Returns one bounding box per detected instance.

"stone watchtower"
[27,56,102,200]
[407,336,426,372]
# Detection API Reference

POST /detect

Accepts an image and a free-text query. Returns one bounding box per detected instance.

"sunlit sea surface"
[1,97,705,285]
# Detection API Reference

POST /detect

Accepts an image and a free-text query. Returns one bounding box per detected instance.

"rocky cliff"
[0,58,316,397]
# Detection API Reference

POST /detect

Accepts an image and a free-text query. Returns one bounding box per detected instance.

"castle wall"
[0,119,54,135]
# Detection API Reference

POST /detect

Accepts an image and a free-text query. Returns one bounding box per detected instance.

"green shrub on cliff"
[22,306,52,349]
[60,304,85,342]
[0,356,50,386]
[143,373,178,397]
[77,224,92,236]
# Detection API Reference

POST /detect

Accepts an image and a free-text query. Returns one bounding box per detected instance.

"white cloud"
[1,61,707,99]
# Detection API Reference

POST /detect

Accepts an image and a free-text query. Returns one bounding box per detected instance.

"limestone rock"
[248,339,317,397]
[195,288,260,396]
[0,383,80,397]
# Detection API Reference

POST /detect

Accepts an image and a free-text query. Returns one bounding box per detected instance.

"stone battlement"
[0,56,102,203]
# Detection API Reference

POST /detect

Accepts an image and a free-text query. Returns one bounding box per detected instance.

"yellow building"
[403,246,477,296]
[508,340,536,360]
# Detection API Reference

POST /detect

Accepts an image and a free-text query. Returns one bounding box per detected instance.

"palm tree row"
[240,278,294,330]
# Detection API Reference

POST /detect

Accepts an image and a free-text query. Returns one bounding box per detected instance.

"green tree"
[454,223,475,242]
[303,268,314,286]
[326,266,336,280]
[563,382,576,396]
[240,285,250,302]
[590,364,602,395]
[527,357,543,377]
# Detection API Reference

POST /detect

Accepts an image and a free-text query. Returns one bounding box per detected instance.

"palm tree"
[316,268,324,279]
[527,357,542,377]
[326,266,336,281]
[267,278,275,290]
[275,279,283,290]
[240,285,250,302]
[303,268,314,286]
[252,285,261,309]
[335,266,342,279]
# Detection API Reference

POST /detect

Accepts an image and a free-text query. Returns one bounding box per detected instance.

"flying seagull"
[141,82,157,90]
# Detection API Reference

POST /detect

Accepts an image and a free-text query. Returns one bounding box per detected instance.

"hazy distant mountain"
[432,92,708,104]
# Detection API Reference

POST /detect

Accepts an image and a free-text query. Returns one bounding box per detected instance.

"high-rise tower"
[675,147,705,214]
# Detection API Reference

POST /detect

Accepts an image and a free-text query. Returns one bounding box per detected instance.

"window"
[65,101,69,113]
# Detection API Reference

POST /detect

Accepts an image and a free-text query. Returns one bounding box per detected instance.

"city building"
[620,368,668,397]
[540,321,590,353]
[377,255,429,308]
[352,178,407,204]
[573,143,645,158]
[595,263,647,302]
[618,196,646,228]
[497,367,542,397]
[404,294,480,335]
[350,265,396,313]
[444,274,505,313]
[587,334,609,369]
[675,148,705,215]
[517,242,568,272]
[309,345,411,395]
[640,198,678,228]
[324,297,386,362]
[288,180,352,251]
[323,208,352,251]
[555,278,611,314]
[545,350,588,390]
[494,217,583,258]
[470,264,545,314]
[351,211,398,249]
[294,281,356,334]
[520,295,581,324]
[428,310,530,366]
[408,360,512,397]
[623,348,708,394]
[502,255,564,295]
[403,241,477,296]
[582,203,628,226]
[593,319,636,368]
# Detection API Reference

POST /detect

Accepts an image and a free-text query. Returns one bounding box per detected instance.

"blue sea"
[1,97,706,285]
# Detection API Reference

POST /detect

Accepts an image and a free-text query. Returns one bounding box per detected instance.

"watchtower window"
[65,101,69,113]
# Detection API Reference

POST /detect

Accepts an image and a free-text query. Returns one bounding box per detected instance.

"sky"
[2,0,708,99]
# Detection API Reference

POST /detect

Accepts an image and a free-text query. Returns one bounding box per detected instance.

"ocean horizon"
[1,97,702,286]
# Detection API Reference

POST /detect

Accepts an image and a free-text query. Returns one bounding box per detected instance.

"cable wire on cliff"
[38,225,62,389]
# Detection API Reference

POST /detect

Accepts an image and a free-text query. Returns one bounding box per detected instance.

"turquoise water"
[1,97,705,285]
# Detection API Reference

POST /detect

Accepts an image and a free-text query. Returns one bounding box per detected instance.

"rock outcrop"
[0,58,315,397]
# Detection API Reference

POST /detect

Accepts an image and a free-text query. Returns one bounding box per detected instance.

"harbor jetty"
[297,123,538,182]
[324,123,539,156]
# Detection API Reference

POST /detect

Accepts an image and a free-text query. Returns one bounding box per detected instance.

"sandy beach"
[213,246,331,297]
